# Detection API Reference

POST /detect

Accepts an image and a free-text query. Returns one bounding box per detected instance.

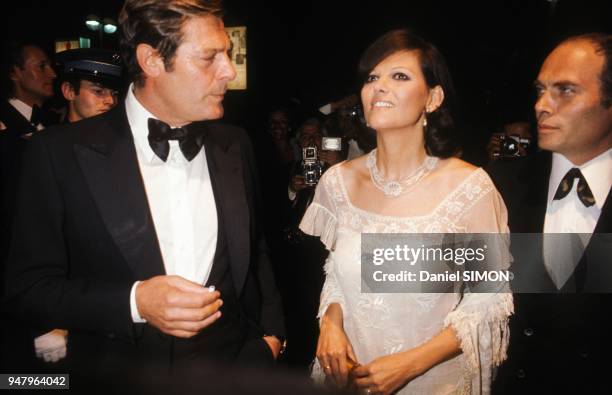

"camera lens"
[501,139,519,155]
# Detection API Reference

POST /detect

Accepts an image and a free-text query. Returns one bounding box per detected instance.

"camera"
[302,146,323,186]
[322,137,342,151]
[494,135,531,158]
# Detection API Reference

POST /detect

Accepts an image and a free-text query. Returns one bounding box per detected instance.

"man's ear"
[9,65,21,83]
[60,81,76,101]
[426,85,445,113]
[135,43,165,79]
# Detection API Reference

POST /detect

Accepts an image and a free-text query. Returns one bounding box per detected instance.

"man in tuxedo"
[4,0,284,388]
[488,33,611,393]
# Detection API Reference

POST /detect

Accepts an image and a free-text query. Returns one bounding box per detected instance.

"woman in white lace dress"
[300,29,512,395]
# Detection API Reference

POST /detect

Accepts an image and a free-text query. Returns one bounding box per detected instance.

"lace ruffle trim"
[299,202,338,250]
[444,292,513,393]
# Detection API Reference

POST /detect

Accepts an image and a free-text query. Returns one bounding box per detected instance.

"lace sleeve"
[311,252,348,384]
[316,256,347,320]
[299,168,339,251]
[297,167,347,321]
[445,175,514,394]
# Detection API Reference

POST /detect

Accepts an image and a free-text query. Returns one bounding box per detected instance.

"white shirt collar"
[9,98,33,121]
[548,149,612,209]
[125,83,161,164]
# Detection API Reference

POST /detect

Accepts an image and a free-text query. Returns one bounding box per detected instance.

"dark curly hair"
[358,29,459,158]
[118,0,223,87]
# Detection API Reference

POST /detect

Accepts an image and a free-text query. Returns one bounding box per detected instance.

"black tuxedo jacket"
[487,152,612,394]
[4,105,284,376]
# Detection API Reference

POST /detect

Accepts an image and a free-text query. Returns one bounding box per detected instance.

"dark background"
[2,0,611,374]
[2,0,611,164]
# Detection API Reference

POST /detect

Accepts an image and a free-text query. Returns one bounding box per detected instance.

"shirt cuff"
[130,281,146,323]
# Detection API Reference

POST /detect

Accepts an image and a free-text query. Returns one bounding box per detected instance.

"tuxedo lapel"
[201,123,250,296]
[73,106,165,280]
[0,100,37,137]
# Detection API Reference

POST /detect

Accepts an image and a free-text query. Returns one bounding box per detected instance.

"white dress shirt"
[7,98,45,131]
[543,149,612,288]
[125,85,218,322]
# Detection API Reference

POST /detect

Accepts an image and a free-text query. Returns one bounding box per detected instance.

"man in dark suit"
[0,41,58,373]
[0,42,57,136]
[4,0,284,388]
[488,33,612,393]
[0,42,58,259]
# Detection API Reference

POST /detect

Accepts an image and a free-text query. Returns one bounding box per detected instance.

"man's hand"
[263,335,282,359]
[486,132,504,160]
[318,150,342,166]
[136,275,222,338]
[290,175,308,193]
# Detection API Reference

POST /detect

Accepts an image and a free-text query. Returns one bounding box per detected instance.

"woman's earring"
[423,112,428,127]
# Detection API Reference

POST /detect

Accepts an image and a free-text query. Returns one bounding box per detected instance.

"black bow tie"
[30,104,43,126]
[553,168,595,207]
[147,118,204,162]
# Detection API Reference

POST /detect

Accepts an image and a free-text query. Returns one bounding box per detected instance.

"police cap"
[56,48,123,91]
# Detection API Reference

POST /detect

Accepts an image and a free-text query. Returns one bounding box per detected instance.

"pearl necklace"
[366,149,438,197]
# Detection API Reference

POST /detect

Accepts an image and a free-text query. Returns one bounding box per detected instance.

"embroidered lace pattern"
[300,163,513,395]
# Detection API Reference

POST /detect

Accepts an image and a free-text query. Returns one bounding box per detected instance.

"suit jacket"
[487,152,612,394]
[0,100,41,259]
[0,100,60,254]
[4,105,284,378]
[0,100,60,372]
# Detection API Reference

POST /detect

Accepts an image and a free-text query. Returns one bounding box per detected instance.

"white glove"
[34,329,68,363]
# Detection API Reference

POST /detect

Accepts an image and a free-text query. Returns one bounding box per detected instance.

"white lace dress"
[300,164,513,395]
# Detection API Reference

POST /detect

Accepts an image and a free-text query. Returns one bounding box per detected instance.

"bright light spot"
[103,24,117,34]
[86,20,100,31]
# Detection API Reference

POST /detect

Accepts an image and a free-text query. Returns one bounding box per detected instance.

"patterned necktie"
[553,167,595,207]
[147,118,203,162]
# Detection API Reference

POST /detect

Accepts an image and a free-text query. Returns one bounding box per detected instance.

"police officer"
[56,48,123,123]
[23,49,125,365]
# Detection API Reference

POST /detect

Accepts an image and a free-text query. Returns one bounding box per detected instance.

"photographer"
[320,94,375,159]
[288,117,343,203]
[280,117,342,370]
[486,120,534,162]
